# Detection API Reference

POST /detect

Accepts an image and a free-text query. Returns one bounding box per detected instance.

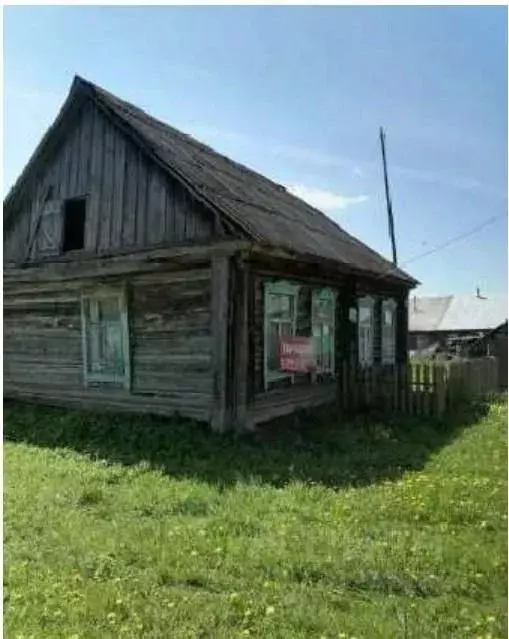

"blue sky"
[4,6,507,295]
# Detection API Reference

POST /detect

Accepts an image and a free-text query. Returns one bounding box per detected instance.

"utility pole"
[379,126,398,266]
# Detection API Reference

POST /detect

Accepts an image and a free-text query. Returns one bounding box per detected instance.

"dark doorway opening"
[62,197,86,252]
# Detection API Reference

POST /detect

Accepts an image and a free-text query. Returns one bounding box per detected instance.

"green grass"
[4,398,508,639]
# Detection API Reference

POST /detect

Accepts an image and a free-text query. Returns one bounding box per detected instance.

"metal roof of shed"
[409,294,508,333]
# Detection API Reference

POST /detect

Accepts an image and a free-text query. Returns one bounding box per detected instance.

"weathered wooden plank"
[4,294,80,307]
[232,261,249,431]
[68,118,81,197]
[146,168,166,246]
[421,363,430,417]
[435,365,446,417]
[210,255,230,432]
[183,189,196,240]
[134,152,148,247]
[87,105,104,252]
[4,240,247,286]
[173,183,187,242]
[98,118,115,251]
[78,104,93,196]
[247,384,336,427]
[59,127,73,199]
[121,145,138,247]
[4,385,212,421]
[164,179,176,242]
[194,201,214,242]
[132,267,211,286]
[110,131,126,249]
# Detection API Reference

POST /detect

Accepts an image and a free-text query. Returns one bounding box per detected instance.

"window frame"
[381,298,397,365]
[81,286,131,389]
[358,295,375,367]
[311,287,336,377]
[263,280,300,390]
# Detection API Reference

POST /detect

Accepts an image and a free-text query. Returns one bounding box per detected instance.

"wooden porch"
[245,383,337,429]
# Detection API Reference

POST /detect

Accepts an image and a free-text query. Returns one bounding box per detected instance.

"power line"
[375,212,506,283]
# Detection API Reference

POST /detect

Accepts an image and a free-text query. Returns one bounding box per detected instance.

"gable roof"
[5,75,417,286]
[409,294,508,332]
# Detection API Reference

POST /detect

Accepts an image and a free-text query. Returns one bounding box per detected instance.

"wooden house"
[4,76,418,432]
[408,293,507,353]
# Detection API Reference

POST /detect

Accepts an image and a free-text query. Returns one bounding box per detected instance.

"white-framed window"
[358,296,375,367]
[312,287,336,375]
[381,298,397,364]
[264,280,299,388]
[81,287,131,388]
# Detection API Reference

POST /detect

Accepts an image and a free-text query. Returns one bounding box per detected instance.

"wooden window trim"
[263,280,300,390]
[81,285,131,389]
[381,298,397,365]
[358,295,375,367]
[311,287,337,377]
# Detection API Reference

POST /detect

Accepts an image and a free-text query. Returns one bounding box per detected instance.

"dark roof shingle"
[7,75,418,286]
[88,79,416,285]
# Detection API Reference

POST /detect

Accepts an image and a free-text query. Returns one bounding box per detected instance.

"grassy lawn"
[4,398,507,639]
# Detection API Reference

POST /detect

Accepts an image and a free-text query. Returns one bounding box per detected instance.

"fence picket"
[417,363,424,415]
[436,365,446,417]
[422,363,430,417]
[339,356,497,419]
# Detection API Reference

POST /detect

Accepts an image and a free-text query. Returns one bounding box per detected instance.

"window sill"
[85,376,130,390]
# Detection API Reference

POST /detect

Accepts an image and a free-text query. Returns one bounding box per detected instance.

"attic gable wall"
[4,99,218,264]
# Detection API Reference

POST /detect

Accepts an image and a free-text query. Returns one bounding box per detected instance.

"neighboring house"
[4,76,418,432]
[408,292,508,387]
[463,321,508,389]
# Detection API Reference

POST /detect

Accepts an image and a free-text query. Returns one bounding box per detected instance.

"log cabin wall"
[250,272,343,397]
[248,267,409,398]
[4,266,214,422]
[4,99,216,264]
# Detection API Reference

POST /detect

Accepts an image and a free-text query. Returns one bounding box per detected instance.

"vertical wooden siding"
[4,100,215,264]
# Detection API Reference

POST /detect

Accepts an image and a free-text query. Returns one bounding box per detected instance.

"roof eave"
[248,242,418,288]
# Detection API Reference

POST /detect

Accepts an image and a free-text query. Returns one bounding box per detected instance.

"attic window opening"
[63,197,86,252]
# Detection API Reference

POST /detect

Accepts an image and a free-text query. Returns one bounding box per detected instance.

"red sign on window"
[279,337,316,373]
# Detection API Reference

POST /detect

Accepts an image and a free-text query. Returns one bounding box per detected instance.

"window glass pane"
[267,322,280,372]
[359,305,372,324]
[84,292,127,382]
[267,321,294,373]
[87,323,102,373]
[311,289,336,375]
[103,323,125,375]
[268,294,293,320]
[98,297,121,322]
[381,299,396,364]
[279,321,293,336]
[313,298,333,322]
[359,325,373,366]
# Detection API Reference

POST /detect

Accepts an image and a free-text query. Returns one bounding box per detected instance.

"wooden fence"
[339,356,499,418]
